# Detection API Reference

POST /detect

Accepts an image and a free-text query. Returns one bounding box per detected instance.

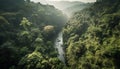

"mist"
[31,0,95,17]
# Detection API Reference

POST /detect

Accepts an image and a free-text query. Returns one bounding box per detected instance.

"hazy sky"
[31,0,96,3]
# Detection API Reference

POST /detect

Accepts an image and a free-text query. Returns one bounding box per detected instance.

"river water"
[54,32,65,64]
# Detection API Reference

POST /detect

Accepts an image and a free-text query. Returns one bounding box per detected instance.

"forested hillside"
[1,0,120,69]
[63,0,120,69]
[0,0,67,69]
[62,3,92,17]
[48,1,90,17]
[48,1,83,10]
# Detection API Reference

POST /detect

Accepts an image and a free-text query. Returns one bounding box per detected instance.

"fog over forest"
[0,0,120,69]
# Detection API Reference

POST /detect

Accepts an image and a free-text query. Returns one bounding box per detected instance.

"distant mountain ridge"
[47,1,92,17]
[47,1,84,10]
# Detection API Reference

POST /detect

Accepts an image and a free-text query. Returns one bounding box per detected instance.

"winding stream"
[54,32,65,64]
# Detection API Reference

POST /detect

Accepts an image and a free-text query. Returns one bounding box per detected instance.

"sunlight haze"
[48,0,96,2]
[31,0,96,3]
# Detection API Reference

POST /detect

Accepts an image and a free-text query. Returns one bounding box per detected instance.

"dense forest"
[0,0,67,69]
[0,0,120,69]
[63,0,120,69]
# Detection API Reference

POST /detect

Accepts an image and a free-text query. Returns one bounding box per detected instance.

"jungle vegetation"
[63,0,120,69]
[0,0,120,69]
[0,0,67,69]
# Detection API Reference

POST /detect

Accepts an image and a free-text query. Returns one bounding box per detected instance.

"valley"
[0,0,120,69]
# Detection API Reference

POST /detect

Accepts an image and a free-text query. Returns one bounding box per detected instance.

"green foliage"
[63,0,120,69]
[20,17,32,30]
[0,16,9,24]
[18,51,64,69]
[0,16,9,32]
[0,41,19,69]
[0,0,67,69]
[0,0,25,11]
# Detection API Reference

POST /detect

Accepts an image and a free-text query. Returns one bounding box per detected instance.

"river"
[54,32,65,64]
